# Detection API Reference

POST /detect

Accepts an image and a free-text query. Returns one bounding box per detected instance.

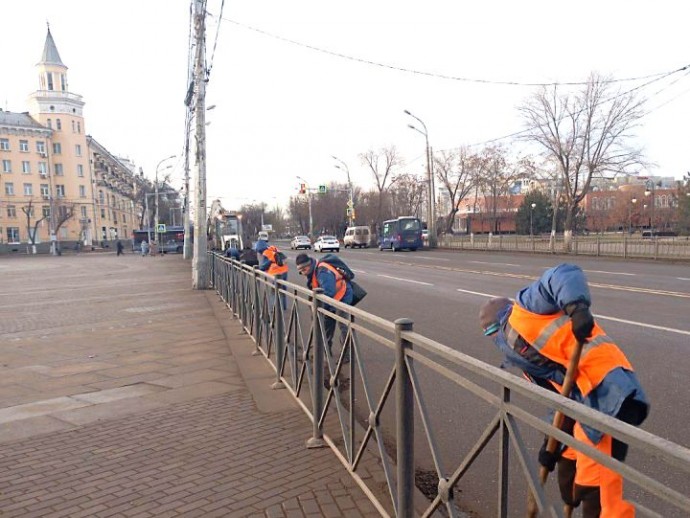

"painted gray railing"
[209,252,690,517]
[439,233,690,261]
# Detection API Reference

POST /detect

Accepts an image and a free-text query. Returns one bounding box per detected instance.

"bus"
[379,216,423,251]
[132,226,191,254]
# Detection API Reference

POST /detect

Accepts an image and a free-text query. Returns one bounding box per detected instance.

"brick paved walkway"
[0,254,381,517]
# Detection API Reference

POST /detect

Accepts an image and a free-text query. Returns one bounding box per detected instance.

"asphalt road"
[280,244,690,516]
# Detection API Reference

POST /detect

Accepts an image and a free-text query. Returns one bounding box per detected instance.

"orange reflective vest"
[507,303,633,397]
[262,246,288,276]
[311,262,347,301]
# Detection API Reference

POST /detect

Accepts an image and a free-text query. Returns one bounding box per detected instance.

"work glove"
[565,302,594,343]
[538,439,562,472]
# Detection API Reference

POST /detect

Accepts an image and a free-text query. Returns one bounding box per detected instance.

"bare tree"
[389,173,425,218]
[360,145,402,226]
[519,72,645,248]
[53,200,76,248]
[434,147,480,233]
[21,200,48,254]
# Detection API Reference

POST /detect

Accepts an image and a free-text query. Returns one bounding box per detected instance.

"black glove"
[565,302,594,343]
[538,439,562,472]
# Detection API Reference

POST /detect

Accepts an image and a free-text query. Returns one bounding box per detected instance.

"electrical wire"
[221,16,686,88]
[206,0,226,80]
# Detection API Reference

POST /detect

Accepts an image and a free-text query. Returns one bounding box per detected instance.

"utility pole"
[191,0,208,289]
[405,110,437,247]
[41,150,58,256]
[182,112,192,260]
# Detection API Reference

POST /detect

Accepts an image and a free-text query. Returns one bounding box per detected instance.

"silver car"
[290,235,312,250]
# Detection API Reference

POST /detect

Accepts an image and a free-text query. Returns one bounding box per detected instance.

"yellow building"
[0,27,143,253]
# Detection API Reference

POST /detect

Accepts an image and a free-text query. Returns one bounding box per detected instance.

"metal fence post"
[395,318,414,518]
[272,278,285,389]
[252,267,261,354]
[230,261,237,317]
[307,288,326,448]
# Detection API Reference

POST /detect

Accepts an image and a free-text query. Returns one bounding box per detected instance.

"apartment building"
[0,27,142,251]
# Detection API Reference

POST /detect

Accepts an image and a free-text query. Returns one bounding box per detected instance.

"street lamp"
[405,109,436,247]
[155,154,176,247]
[296,176,314,239]
[530,203,537,237]
[644,180,656,234]
[629,197,637,234]
[332,155,354,227]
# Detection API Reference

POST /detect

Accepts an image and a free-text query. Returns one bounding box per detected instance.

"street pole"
[297,176,314,239]
[145,195,151,245]
[155,156,175,248]
[405,110,436,247]
[333,156,354,227]
[41,151,58,255]
[183,111,192,260]
[192,0,208,289]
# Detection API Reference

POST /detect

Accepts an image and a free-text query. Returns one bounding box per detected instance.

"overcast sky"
[3,1,689,211]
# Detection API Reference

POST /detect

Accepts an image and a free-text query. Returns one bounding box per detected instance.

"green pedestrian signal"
[318,184,327,194]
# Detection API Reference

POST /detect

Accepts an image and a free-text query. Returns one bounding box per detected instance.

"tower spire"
[40,23,64,66]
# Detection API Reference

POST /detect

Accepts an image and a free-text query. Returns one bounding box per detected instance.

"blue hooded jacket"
[493,263,649,443]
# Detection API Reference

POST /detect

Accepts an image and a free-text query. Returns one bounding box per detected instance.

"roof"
[0,110,48,130]
[40,27,65,66]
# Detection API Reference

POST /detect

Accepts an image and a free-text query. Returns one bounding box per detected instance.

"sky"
[3,1,690,213]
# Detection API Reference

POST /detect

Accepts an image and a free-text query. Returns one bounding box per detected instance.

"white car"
[313,235,340,253]
[290,235,312,250]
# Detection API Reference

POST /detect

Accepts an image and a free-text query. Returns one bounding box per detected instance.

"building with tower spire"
[1,25,146,253]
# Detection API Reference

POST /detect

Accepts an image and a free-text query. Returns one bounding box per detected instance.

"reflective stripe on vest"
[263,246,288,276]
[507,303,632,396]
[311,262,347,301]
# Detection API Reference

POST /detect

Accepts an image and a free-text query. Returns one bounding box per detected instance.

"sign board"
[318,184,327,194]
[156,223,166,233]
[261,224,273,232]
[347,200,354,208]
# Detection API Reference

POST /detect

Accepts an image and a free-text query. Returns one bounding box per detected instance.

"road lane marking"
[351,269,368,274]
[470,261,520,267]
[378,274,433,286]
[584,269,636,276]
[677,277,690,281]
[415,256,450,261]
[456,289,690,336]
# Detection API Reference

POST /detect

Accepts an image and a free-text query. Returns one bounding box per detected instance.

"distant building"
[0,27,142,251]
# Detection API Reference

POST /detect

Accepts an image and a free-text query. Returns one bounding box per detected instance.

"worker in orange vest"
[479,264,649,517]
[255,239,288,309]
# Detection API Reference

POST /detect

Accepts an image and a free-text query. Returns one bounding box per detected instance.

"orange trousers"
[574,423,635,517]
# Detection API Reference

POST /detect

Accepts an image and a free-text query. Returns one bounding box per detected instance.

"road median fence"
[208,252,690,517]
[439,234,690,261]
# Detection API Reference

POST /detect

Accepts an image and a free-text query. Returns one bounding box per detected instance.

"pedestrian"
[225,246,240,260]
[116,240,124,256]
[479,263,649,517]
[239,244,259,267]
[255,239,288,309]
[295,252,355,376]
[140,240,149,257]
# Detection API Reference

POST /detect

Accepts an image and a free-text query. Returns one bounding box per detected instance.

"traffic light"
[299,183,306,194]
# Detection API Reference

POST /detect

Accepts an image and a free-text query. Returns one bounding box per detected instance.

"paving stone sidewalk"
[0,254,381,517]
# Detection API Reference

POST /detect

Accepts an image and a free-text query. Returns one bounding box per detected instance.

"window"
[100,208,106,218]
[7,227,20,243]
[75,144,82,156]
[80,206,87,218]
[47,118,52,129]
[22,161,31,174]
[42,205,50,218]
[79,185,86,198]
[40,184,49,197]
[5,182,14,195]
[77,164,84,177]
[2,159,11,173]
[47,72,54,90]
[98,191,104,204]
[72,120,75,132]
[38,162,47,176]
[56,119,62,130]
[52,143,62,154]
[7,205,16,218]
[60,74,66,91]
[0,138,9,151]
[23,183,33,196]
[58,206,69,219]
[19,140,29,152]
[77,122,81,133]
[122,213,127,223]
[54,163,63,176]
[36,141,46,154]
[55,185,65,197]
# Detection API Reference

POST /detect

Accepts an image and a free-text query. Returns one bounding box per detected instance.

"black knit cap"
[295,253,311,266]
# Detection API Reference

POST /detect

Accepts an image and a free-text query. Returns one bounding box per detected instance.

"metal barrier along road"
[209,252,690,517]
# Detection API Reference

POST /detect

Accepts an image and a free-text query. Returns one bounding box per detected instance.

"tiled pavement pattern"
[0,254,382,517]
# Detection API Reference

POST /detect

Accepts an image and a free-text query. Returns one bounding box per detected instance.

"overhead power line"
[221,17,688,88]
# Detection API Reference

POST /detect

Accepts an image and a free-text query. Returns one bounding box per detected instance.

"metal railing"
[209,252,690,517]
[438,233,690,261]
